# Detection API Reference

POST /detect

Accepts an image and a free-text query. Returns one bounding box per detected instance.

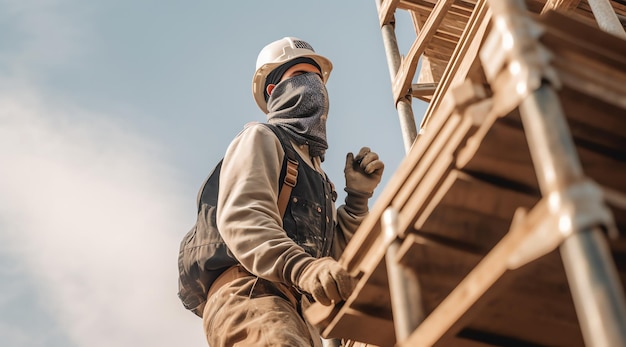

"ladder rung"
[411,83,438,99]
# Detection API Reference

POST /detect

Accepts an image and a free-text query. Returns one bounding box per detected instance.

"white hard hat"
[252,37,333,113]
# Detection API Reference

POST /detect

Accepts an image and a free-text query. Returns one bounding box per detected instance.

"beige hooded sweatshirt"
[216,123,367,288]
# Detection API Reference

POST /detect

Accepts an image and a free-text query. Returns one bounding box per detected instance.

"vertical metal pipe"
[587,0,626,39]
[519,85,626,347]
[517,85,583,194]
[396,99,418,153]
[375,1,423,342]
[486,4,626,344]
[375,0,418,153]
[561,228,626,347]
[383,208,424,341]
[321,338,341,347]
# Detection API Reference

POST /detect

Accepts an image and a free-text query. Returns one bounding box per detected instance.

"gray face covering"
[266,72,329,160]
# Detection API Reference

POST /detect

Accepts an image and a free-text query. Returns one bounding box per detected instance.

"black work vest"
[282,145,336,258]
[178,124,336,316]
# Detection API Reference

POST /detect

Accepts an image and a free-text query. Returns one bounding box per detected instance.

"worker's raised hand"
[296,257,356,306]
[345,147,384,195]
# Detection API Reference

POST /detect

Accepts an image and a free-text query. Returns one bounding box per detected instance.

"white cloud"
[0,89,206,346]
[0,1,205,345]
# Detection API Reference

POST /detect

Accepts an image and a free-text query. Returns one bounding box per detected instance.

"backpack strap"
[263,124,299,218]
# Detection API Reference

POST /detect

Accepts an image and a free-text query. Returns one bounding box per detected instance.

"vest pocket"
[287,196,324,257]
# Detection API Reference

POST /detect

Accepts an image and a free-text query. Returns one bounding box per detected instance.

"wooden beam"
[541,0,581,15]
[329,307,396,347]
[379,0,402,26]
[398,202,553,346]
[420,0,489,130]
[392,0,455,103]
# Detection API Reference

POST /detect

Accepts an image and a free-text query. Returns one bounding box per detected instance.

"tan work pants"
[203,275,323,347]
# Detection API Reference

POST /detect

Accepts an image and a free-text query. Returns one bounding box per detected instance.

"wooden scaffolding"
[306,1,626,346]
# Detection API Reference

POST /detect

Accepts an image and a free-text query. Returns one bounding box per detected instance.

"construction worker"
[203,36,384,346]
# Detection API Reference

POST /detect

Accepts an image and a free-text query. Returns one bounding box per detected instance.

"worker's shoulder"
[237,122,279,139]
[232,121,281,147]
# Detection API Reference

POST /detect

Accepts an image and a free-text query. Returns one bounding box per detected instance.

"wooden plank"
[400,0,476,16]
[413,170,539,251]
[328,307,396,347]
[420,0,489,129]
[393,233,580,346]
[418,203,517,250]
[403,249,584,346]
[447,79,484,111]
[457,251,583,347]
[557,70,626,122]
[328,269,394,344]
[460,114,626,193]
[397,233,484,312]
[574,144,626,195]
[429,35,464,52]
[443,336,520,347]
[561,87,626,157]
[379,0,402,26]
[392,0,455,102]
[459,117,538,191]
[423,170,538,222]
[347,260,394,319]
[398,200,554,346]
[541,0,581,14]
[539,14,626,114]
[397,100,487,214]
[393,113,462,210]
[413,8,440,87]
[397,112,481,237]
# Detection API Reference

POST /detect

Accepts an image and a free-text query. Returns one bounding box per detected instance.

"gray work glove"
[297,257,356,306]
[344,147,385,214]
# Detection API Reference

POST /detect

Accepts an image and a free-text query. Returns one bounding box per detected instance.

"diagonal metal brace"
[507,179,617,270]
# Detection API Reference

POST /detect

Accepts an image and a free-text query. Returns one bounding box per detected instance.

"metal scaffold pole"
[375,1,424,343]
[383,208,424,341]
[375,0,418,153]
[587,0,626,38]
[487,1,626,346]
[519,86,626,347]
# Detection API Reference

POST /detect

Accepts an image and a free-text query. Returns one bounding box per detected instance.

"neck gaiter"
[266,72,329,160]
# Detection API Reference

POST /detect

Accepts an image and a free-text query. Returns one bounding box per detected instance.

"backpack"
[177,123,299,317]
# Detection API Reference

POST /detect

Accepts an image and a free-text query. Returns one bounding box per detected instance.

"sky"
[0,1,428,346]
